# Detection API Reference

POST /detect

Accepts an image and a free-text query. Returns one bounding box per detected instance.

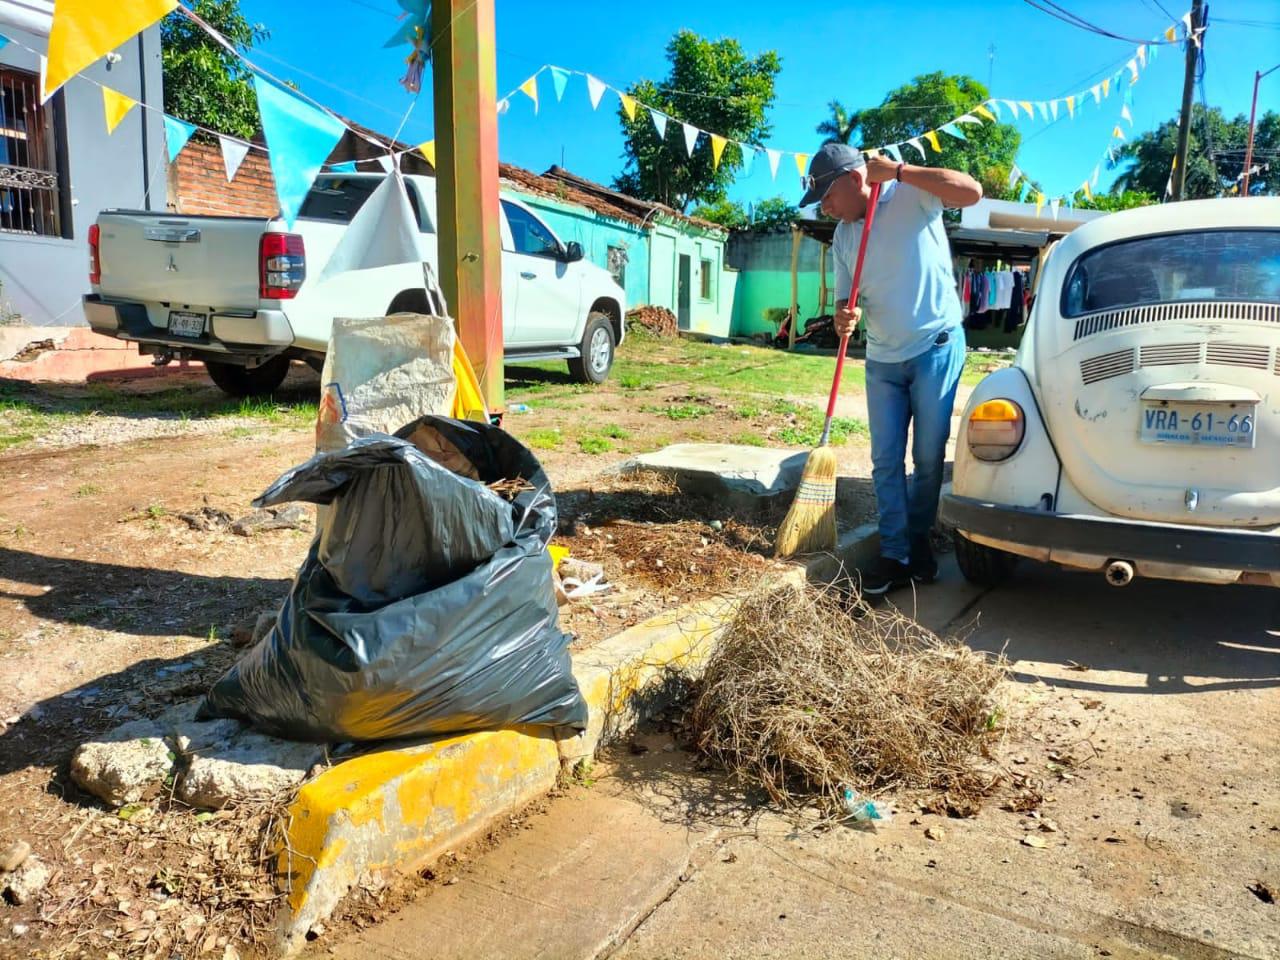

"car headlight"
[967,399,1025,462]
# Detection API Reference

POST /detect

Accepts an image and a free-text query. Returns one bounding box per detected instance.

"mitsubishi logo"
[166,254,178,272]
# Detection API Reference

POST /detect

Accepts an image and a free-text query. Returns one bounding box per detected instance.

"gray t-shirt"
[833,180,963,364]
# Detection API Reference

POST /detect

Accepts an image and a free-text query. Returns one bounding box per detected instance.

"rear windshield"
[1062,229,1280,317]
[297,177,432,232]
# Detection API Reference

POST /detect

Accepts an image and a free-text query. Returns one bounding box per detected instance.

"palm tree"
[816,99,859,145]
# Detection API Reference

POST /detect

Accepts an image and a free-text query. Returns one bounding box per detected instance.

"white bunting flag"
[1000,100,1018,119]
[218,135,250,182]
[1049,198,1060,220]
[1090,83,1102,106]
[1121,104,1133,125]
[496,98,510,116]
[905,137,926,162]
[586,74,607,110]
[956,113,982,125]
[376,155,395,173]
[1050,99,1060,121]
[1007,164,1021,188]
[319,171,421,281]
[682,122,699,157]
[1127,58,1139,83]
[884,143,903,163]
[765,148,781,181]
[650,109,667,140]
[1036,102,1049,122]
[1091,164,1101,188]
[1136,44,1147,67]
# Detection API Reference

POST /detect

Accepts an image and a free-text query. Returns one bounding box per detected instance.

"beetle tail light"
[968,399,1026,461]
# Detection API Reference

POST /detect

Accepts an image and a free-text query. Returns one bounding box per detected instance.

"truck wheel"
[953,531,1018,587]
[205,356,291,398]
[568,313,615,384]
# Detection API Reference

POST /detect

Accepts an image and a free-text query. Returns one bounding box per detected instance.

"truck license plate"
[168,311,206,338]
[1139,401,1256,448]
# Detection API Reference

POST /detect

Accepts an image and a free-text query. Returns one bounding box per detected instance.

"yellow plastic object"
[451,341,489,422]
[970,399,1022,422]
[548,544,569,571]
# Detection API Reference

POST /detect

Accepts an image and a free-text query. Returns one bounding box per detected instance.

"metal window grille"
[0,66,65,238]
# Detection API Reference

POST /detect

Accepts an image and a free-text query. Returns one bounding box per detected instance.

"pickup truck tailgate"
[97,211,269,308]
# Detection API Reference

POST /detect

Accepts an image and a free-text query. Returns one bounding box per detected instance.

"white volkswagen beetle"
[942,197,1280,590]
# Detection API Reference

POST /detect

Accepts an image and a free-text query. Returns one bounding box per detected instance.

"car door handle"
[520,271,537,280]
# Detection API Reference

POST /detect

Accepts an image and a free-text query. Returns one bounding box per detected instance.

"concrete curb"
[275,528,877,953]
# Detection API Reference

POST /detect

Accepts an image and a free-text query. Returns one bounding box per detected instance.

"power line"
[1021,0,1185,44]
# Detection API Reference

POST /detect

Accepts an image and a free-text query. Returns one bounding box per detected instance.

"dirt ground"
[0,338,885,958]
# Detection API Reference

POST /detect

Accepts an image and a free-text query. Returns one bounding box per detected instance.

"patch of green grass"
[733,402,764,419]
[523,429,563,451]
[577,435,612,455]
[598,423,630,439]
[772,399,868,447]
[732,431,768,447]
[146,504,167,519]
[646,402,714,421]
[73,483,102,498]
[962,351,1015,386]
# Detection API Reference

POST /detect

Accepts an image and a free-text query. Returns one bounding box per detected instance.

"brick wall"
[170,139,279,218]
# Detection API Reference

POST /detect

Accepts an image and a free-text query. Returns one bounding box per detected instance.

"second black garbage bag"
[199,415,587,742]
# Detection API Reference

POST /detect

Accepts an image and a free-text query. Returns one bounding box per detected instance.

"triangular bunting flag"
[1136,44,1147,68]
[253,74,347,229]
[766,148,781,181]
[1035,192,1045,217]
[1000,100,1019,119]
[549,66,569,102]
[1091,83,1102,106]
[1102,77,1111,98]
[1082,180,1092,201]
[1035,102,1049,122]
[1091,164,1100,188]
[496,98,510,116]
[218,135,250,181]
[1066,195,1075,211]
[682,122,699,157]
[923,130,941,153]
[1165,25,1176,42]
[1165,174,1174,198]
[619,92,637,121]
[1106,147,1115,169]
[320,171,422,281]
[162,115,196,162]
[1066,96,1075,118]
[940,122,966,141]
[1121,104,1133,125]
[1149,43,1158,62]
[1007,164,1022,188]
[417,140,436,167]
[710,134,728,170]
[1124,84,1135,105]
[330,160,358,173]
[1018,100,1034,119]
[956,113,983,125]
[650,108,667,140]
[740,145,755,176]
[793,152,809,180]
[1127,59,1139,84]
[884,144,903,163]
[376,155,396,173]
[43,0,177,101]
[1171,155,1177,171]
[905,138,926,162]
[1050,99,1060,120]
[1113,126,1126,141]
[101,86,137,134]
[519,75,539,114]
[1018,181,1031,203]
[975,104,997,123]
[586,74,607,110]
[1049,198,1060,220]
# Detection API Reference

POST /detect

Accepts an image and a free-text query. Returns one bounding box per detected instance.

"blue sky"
[239,0,1280,205]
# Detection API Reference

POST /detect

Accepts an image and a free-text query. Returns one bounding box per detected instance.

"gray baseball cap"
[799,143,866,207]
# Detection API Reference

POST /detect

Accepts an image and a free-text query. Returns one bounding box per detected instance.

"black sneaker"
[859,556,912,596]
[910,536,939,583]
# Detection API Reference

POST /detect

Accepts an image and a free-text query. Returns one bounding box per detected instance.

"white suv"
[83,173,627,395]
[943,198,1280,590]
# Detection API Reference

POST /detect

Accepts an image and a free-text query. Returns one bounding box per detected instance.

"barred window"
[0,66,68,238]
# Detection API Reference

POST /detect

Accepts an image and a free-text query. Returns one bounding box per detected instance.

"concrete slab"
[624,443,807,505]
[330,791,701,960]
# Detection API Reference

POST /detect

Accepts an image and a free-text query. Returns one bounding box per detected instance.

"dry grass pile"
[625,306,678,338]
[692,583,1008,815]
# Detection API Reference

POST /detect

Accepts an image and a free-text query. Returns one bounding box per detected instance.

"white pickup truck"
[83,173,627,396]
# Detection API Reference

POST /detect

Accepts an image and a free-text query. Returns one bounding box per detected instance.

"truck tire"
[568,312,615,384]
[953,530,1018,587]
[205,356,291,398]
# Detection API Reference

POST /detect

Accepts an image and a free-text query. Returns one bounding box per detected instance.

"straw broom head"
[774,444,838,558]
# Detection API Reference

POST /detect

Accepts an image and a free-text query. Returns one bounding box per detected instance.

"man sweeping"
[799,144,982,595]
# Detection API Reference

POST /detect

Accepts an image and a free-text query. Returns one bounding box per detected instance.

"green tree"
[614,31,781,212]
[816,99,859,145]
[690,198,748,229]
[748,195,799,232]
[1112,104,1279,198]
[690,195,798,232]
[1078,189,1158,212]
[853,72,1021,200]
[161,0,268,140]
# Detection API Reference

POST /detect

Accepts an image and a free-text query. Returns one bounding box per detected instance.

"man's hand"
[862,155,901,184]
[835,304,862,339]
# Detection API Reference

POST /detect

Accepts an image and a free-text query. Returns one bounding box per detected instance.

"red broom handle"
[820,181,882,442]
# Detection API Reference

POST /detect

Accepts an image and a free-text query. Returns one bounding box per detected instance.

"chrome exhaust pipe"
[1104,560,1135,587]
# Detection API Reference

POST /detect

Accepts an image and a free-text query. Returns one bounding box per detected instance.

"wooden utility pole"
[1242,62,1280,196]
[1171,0,1203,201]
[431,0,504,413]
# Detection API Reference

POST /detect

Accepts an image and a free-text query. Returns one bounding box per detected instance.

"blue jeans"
[865,331,965,564]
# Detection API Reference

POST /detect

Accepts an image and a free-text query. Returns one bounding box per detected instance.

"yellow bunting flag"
[1066,95,1075,118]
[975,104,997,123]
[710,134,727,170]
[923,130,941,153]
[794,152,810,179]
[519,76,539,113]
[1017,101,1034,119]
[1082,180,1092,201]
[44,0,177,101]
[1171,155,1177,171]
[1035,192,1045,217]
[618,92,637,121]
[417,140,436,167]
[1102,77,1111,98]
[1164,25,1177,42]
[101,85,137,134]
[1113,126,1124,140]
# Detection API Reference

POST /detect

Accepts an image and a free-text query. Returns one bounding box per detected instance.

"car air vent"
[1139,342,1202,367]
[1080,347,1136,385]
[1206,342,1271,370]
[1073,301,1280,341]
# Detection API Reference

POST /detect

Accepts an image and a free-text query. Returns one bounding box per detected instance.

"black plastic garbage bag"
[199,415,587,742]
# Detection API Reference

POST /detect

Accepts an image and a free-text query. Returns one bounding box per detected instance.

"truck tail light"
[88,223,101,285]
[259,232,306,299]
[968,399,1025,462]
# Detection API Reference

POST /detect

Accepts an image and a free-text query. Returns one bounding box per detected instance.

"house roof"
[537,166,728,234]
